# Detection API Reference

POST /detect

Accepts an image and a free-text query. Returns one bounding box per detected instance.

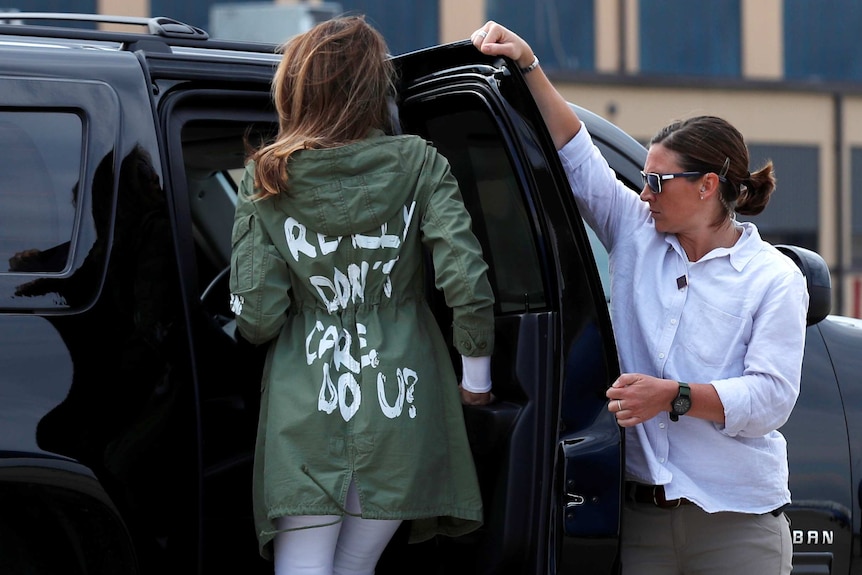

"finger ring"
[617,399,623,412]
[477,30,488,38]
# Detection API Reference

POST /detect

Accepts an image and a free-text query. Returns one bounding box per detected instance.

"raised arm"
[471,21,582,150]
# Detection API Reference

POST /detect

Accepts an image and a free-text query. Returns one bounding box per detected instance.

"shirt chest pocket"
[677,301,747,370]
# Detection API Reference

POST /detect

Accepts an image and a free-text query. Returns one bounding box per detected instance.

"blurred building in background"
[7,0,862,316]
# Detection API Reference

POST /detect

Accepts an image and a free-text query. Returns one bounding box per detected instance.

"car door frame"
[394,42,625,574]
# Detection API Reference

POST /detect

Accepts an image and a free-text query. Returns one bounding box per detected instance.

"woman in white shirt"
[471,21,808,575]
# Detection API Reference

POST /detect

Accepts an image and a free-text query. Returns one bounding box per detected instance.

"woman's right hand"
[470,21,535,71]
[460,386,493,406]
[470,21,582,149]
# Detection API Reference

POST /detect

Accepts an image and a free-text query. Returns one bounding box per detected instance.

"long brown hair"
[252,15,395,198]
[650,115,776,226]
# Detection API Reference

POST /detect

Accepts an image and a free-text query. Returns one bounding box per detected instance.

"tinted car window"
[585,222,610,301]
[405,98,547,314]
[581,131,645,305]
[0,112,80,273]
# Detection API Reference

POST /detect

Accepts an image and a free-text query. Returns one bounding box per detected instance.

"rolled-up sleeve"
[712,268,808,436]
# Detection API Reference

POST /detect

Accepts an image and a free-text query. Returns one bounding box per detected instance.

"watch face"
[672,396,691,414]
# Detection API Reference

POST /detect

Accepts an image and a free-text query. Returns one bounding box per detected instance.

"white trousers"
[273,481,402,575]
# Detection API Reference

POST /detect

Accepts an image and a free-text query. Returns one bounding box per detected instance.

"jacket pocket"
[230,213,255,293]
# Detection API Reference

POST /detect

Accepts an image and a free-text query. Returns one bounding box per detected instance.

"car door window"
[161,96,277,572]
[402,96,548,314]
[0,111,79,274]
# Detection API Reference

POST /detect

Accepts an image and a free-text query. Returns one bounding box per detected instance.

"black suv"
[0,13,858,575]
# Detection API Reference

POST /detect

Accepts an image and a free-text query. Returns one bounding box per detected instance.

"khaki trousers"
[621,501,792,575]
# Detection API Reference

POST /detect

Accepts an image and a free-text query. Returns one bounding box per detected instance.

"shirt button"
[479,342,487,350]
[464,341,473,351]
[658,352,665,359]
[670,319,677,325]
[659,423,666,429]
[659,457,666,463]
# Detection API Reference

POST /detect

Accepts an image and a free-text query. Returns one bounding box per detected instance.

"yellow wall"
[439,0,485,44]
[741,0,783,80]
[97,0,148,31]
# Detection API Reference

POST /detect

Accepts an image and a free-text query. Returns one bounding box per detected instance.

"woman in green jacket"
[229,15,495,575]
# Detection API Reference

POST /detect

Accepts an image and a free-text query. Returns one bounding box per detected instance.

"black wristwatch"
[669,381,691,422]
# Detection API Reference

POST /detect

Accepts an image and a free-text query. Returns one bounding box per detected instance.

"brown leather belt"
[625,482,692,509]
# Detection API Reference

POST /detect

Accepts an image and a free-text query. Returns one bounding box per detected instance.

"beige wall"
[97,0,148,31]
[742,0,783,79]
[439,0,485,44]
[556,85,830,145]
[623,0,639,73]
[594,0,619,73]
[98,0,147,16]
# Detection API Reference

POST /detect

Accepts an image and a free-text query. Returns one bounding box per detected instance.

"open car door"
[152,38,629,574]
[391,42,625,574]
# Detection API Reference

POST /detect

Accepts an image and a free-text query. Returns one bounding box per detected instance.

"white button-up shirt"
[559,124,809,513]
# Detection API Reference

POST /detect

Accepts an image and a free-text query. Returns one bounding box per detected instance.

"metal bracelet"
[520,55,540,74]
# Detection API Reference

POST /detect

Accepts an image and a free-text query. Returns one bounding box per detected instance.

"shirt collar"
[727,222,762,271]
[664,221,762,271]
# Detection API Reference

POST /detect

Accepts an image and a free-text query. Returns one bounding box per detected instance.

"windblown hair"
[650,115,776,225]
[252,15,395,198]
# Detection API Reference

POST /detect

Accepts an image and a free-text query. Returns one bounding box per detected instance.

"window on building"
[9,0,98,29]
[337,1,439,56]
[785,0,862,82]
[639,0,741,77]
[849,148,862,269]
[745,144,819,252]
[487,0,594,72]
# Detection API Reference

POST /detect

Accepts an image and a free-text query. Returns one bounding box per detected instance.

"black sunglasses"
[640,171,705,194]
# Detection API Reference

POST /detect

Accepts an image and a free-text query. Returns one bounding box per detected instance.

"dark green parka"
[228,130,495,558]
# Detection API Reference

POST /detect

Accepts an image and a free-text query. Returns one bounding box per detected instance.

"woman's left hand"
[605,373,677,427]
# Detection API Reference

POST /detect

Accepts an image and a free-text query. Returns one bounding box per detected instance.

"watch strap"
[669,381,691,422]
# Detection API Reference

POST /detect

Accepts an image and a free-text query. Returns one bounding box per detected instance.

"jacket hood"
[273,130,430,237]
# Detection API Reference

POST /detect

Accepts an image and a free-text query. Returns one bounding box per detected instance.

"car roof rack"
[0,12,209,40]
[0,12,283,54]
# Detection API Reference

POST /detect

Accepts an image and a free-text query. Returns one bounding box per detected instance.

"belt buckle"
[652,485,681,509]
